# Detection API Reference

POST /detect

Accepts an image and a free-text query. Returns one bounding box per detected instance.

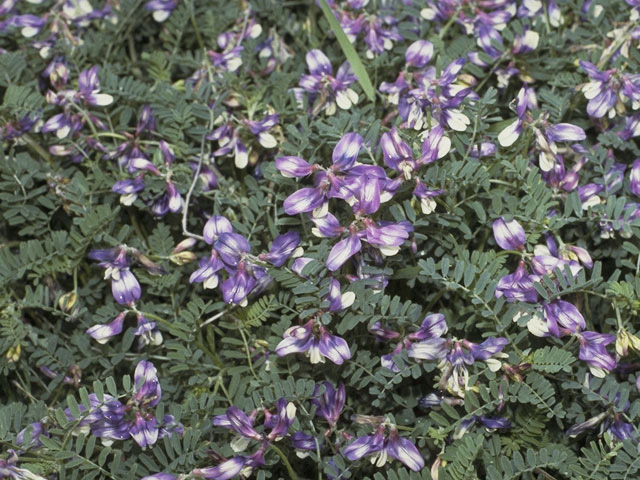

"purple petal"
[387,432,424,471]
[343,434,383,461]
[405,40,433,68]
[111,269,141,305]
[326,234,362,271]
[319,331,351,365]
[332,133,363,170]
[546,123,587,143]
[203,215,233,244]
[87,312,126,343]
[276,156,313,178]
[192,457,247,480]
[214,233,251,266]
[283,187,325,215]
[492,217,526,250]
[306,49,332,76]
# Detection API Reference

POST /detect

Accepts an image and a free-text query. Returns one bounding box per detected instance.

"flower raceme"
[495,225,616,376]
[189,215,300,305]
[192,399,296,479]
[406,314,508,396]
[497,85,586,172]
[64,360,182,449]
[277,132,418,271]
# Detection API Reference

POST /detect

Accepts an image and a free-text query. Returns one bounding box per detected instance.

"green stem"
[438,7,462,40]
[189,1,205,51]
[270,444,298,480]
[239,327,260,381]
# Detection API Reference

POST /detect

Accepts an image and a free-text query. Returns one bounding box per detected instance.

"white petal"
[421,198,437,214]
[379,246,400,256]
[203,276,219,289]
[522,31,539,49]
[235,150,249,169]
[437,136,451,158]
[259,132,277,148]
[152,10,170,22]
[447,110,470,132]
[336,90,352,110]
[498,120,521,147]
[56,125,71,139]
[93,93,113,106]
[21,26,39,38]
[341,292,355,309]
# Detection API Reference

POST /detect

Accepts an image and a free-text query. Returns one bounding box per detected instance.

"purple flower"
[492,218,526,250]
[326,233,362,271]
[298,49,359,114]
[133,360,161,408]
[141,475,177,480]
[542,300,586,337]
[311,381,345,428]
[259,231,300,267]
[324,278,355,312]
[87,312,126,344]
[408,325,508,395]
[405,40,434,68]
[579,61,617,118]
[193,450,265,480]
[276,156,314,178]
[495,262,540,303]
[578,331,617,377]
[89,247,143,305]
[291,431,317,455]
[276,319,351,365]
[344,425,424,472]
[213,406,262,442]
[381,127,415,178]
[244,114,279,148]
[203,215,234,245]
[17,422,48,448]
[130,413,158,449]
[455,415,511,439]
[214,233,251,266]
[135,313,162,346]
[3,14,45,38]
[145,0,177,22]
[364,220,413,257]
[190,251,225,289]
[220,262,257,305]
[111,268,142,305]
[545,123,587,143]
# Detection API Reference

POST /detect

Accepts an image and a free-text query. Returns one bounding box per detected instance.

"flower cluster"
[189,215,300,305]
[65,360,182,448]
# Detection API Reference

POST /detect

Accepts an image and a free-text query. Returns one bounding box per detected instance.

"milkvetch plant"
[2,0,640,479]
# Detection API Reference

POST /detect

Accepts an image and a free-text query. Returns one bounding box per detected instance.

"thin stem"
[189,0,205,52]
[438,7,461,40]
[182,110,214,242]
[270,444,298,480]
[239,327,260,381]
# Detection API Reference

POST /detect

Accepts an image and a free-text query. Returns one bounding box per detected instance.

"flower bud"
[6,344,21,362]
[169,251,197,265]
[58,291,78,312]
